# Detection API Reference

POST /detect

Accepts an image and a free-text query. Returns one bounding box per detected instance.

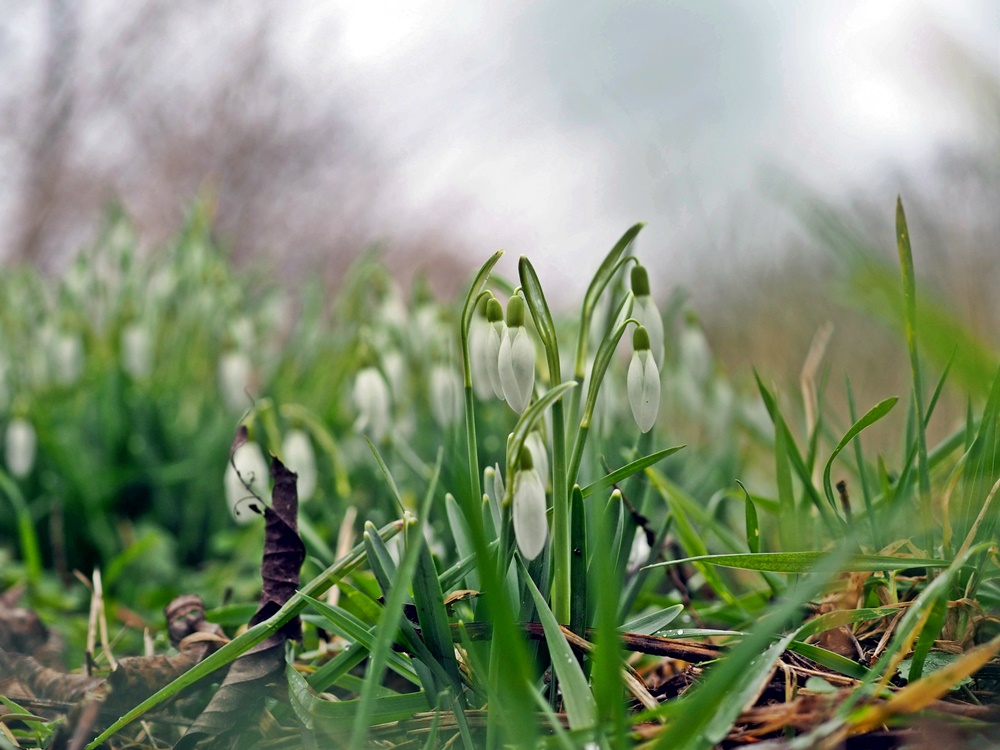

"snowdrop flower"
[218,351,253,412]
[468,297,495,400]
[353,366,391,443]
[524,430,549,492]
[628,325,661,433]
[498,295,535,413]
[631,264,664,369]
[282,428,317,500]
[429,363,462,427]
[49,332,83,386]
[512,446,547,561]
[483,296,506,400]
[121,323,153,379]
[224,440,270,524]
[5,418,37,478]
[381,350,407,402]
[680,311,712,385]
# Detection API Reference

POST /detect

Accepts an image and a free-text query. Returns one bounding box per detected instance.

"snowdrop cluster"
[473,292,537,415]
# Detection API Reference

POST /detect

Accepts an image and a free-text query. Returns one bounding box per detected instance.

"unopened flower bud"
[484,297,506,400]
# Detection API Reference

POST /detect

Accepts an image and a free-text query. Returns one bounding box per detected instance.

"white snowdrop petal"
[225,442,270,524]
[353,367,391,443]
[282,429,317,500]
[525,431,548,491]
[499,326,535,413]
[634,296,665,369]
[5,419,37,479]
[468,316,494,400]
[628,350,661,433]
[513,467,548,561]
[430,364,463,427]
[219,351,252,412]
[485,322,506,400]
[122,323,152,379]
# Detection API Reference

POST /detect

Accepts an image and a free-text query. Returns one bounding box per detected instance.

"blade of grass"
[580,445,685,498]
[646,551,950,573]
[517,557,597,731]
[896,197,933,553]
[86,520,404,748]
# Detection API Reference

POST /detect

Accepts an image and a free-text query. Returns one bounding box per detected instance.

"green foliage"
[1,201,998,749]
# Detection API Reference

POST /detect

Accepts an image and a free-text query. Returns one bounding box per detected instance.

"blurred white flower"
[429,364,463,427]
[224,441,270,524]
[218,351,253,412]
[512,448,547,561]
[381,350,407,402]
[353,366,391,443]
[525,430,549,492]
[498,296,534,413]
[628,326,661,433]
[631,265,664,369]
[121,323,153,379]
[5,418,37,478]
[680,312,712,385]
[282,429,317,501]
[229,317,256,352]
[50,332,83,386]
[484,297,506,401]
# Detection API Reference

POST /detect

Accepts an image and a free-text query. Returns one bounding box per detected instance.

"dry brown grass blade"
[849,634,1000,736]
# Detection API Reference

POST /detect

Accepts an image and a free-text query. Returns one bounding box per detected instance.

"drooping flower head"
[353,365,392,443]
[468,295,496,400]
[498,295,535,414]
[512,445,547,561]
[484,296,506,401]
[282,428,317,501]
[630,264,664,369]
[628,325,661,433]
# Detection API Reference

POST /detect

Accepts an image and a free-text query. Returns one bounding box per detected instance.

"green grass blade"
[573,222,644,380]
[646,551,951,573]
[580,445,685,498]
[737,480,760,553]
[650,549,849,749]
[621,604,684,635]
[518,557,597,731]
[896,197,933,552]
[821,396,898,515]
[86,520,403,748]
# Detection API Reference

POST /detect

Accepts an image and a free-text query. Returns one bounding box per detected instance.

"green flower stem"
[566,300,635,487]
[460,251,504,508]
[517,256,570,623]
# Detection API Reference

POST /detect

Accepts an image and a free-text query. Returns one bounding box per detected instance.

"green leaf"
[299,594,418,689]
[621,604,684,635]
[517,558,597,731]
[896,196,933,551]
[822,397,898,515]
[646,552,951,573]
[574,222,644,379]
[580,445,686,498]
[737,480,760,554]
[86,520,404,748]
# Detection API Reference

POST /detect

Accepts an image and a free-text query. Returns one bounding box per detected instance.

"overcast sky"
[315,0,998,294]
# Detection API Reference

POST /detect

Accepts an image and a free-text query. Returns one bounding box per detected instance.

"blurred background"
[0,0,998,415]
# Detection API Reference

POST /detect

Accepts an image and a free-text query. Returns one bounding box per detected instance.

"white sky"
[310,0,998,296]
